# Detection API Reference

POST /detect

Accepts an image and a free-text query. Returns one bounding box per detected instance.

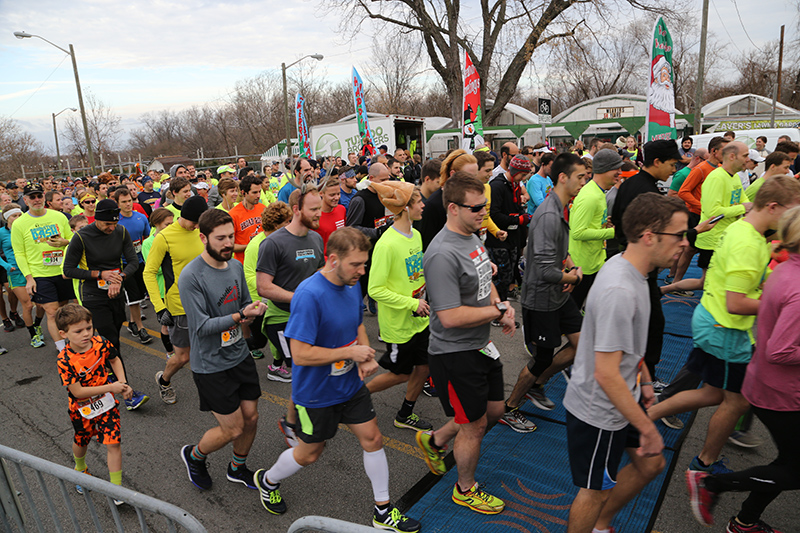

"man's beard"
[206,242,233,262]
[301,213,319,230]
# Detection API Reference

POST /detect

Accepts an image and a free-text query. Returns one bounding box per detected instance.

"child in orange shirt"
[56,304,132,503]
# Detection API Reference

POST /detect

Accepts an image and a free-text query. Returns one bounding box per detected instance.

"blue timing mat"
[403,262,702,532]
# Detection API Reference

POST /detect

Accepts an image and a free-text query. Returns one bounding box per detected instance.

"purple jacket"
[742,253,800,411]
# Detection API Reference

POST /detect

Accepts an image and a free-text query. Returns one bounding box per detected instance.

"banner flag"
[461,51,485,153]
[645,17,678,143]
[352,67,376,157]
[295,93,312,158]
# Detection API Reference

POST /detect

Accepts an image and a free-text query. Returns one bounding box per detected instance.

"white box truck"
[310,114,427,159]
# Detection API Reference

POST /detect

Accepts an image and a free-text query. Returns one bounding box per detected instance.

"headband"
[81,194,97,202]
[4,208,22,219]
[342,169,356,179]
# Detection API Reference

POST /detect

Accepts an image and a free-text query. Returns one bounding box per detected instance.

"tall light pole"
[282,54,323,161]
[52,107,77,172]
[14,31,95,174]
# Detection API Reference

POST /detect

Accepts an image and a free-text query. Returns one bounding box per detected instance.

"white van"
[689,128,800,151]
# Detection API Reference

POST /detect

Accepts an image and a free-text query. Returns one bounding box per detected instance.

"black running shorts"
[379,327,429,376]
[294,385,376,443]
[566,411,639,490]
[428,349,504,424]
[686,347,748,393]
[192,356,261,415]
[522,299,583,349]
[32,275,75,304]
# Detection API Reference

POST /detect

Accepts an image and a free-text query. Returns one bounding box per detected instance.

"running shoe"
[451,482,504,514]
[688,455,733,475]
[499,407,537,433]
[30,334,45,349]
[664,274,674,284]
[113,498,124,506]
[728,431,763,448]
[126,323,139,337]
[254,469,287,515]
[226,463,258,490]
[562,367,572,382]
[140,300,148,309]
[373,505,421,533]
[75,468,91,495]
[394,413,433,431]
[34,325,43,338]
[267,364,292,383]
[10,312,24,328]
[726,518,783,533]
[661,415,685,430]
[673,290,695,298]
[507,286,520,301]
[368,297,378,315]
[137,329,152,344]
[525,384,555,410]
[180,445,212,490]
[124,391,149,411]
[0,346,7,355]
[278,416,299,448]
[415,430,446,475]
[3,319,14,332]
[251,349,265,360]
[651,379,669,394]
[422,379,438,398]
[686,470,717,526]
[155,371,177,404]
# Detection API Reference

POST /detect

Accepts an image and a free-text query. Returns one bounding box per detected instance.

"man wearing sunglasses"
[10,182,74,352]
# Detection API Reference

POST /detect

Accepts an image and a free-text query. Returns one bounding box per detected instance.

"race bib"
[42,250,63,266]
[98,269,121,290]
[507,224,519,230]
[479,341,501,360]
[374,215,393,228]
[133,239,143,254]
[331,339,357,376]
[478,227,487,243]
[221,325,242,347]
[77,392,115,419]
[411,284,427,300]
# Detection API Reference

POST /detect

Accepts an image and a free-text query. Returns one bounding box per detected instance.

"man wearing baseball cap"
[10,182,74,350]
[144,196,208,405]
[63,199,150,410]
[738,149,763,190]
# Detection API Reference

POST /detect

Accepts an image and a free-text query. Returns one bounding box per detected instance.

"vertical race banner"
[645,17,678,142]
[461,51,484,153]
[352,67,376,157]
[295,93,312,158]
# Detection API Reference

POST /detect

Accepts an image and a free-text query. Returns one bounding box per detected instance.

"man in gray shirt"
[178,209,266,493]
[563,192,689,533]
[416,172,516,516]
[500,153,586,433]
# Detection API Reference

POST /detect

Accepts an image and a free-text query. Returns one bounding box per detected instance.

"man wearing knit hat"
[569,149,622,309]
[366,181,433,432]
[144,195,208,405]
[486,154,531,305]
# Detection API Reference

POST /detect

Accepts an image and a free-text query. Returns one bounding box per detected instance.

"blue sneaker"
[368,297,377,315]
[125,391,150,411]
[688,455,733,475]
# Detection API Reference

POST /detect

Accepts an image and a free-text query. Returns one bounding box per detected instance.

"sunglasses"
[82,199,96,205]
[27,193,43,200]
[455,201,487,213]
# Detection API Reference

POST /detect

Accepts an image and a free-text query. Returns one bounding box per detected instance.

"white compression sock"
[265,448,302,485]
[363,449,390,503]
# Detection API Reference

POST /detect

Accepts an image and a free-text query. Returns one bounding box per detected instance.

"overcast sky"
[1,0,796,152]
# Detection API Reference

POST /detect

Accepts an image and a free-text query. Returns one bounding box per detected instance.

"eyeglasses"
[649,231,687,240]
[456,202,487,213]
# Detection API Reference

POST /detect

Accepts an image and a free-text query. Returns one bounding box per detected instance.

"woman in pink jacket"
[690,206,800,533]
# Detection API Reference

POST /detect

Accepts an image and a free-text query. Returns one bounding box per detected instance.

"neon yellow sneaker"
[415,430,446,475]
[451,482,504,514]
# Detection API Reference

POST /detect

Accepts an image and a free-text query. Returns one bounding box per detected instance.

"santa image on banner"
[648,55,680,128]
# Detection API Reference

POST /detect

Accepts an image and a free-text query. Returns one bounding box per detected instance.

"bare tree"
[368,32,426,114]
[0,116,46,181]
[63,90,121,160]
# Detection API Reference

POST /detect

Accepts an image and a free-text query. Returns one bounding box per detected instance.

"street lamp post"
[14,31,95,174]
[281,54,323,161]
[52,107,77,172]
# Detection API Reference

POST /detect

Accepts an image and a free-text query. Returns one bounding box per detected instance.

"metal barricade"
[0,444,206,533]
[287,516,377,533]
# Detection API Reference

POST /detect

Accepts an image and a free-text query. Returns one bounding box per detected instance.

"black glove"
[157,308,174,326]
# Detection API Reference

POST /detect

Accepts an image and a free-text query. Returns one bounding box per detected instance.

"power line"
[730,0,764,53]
[710,0,744,55]
[9,55,69,118]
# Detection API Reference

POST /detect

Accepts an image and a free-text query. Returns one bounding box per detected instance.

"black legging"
[85,297,130,386]
[645,270,665,380]
[704,407,800,524]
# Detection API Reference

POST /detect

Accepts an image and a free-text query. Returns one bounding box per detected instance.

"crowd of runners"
[3,135,799,532]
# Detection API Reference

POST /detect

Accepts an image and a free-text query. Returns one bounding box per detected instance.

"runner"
[745,151,794,201]
[417,172,516,514]
[138,175,160,216]
[473,151,505,244]
[256,186,324,441]
[337,166,358,210]
[316,176,346,254]
[525,152,555,215]
[165,175,193,219]
[569,149,621,309]
[0,203,39,348]
[366,181,433,431]
[501,153,585,432]
[141,208,175,359]
[113,188,152,345]
[62,199,149,411]
[648,176,800,476]
[178,209,266,491]
[230,175,265,263]
[254,227,421,533]
[143,196,208,404]
[215,178,239,213]
[688,206,800,533]
[564,193,687,533]
[10,182,74,351]
[56,303,132,504]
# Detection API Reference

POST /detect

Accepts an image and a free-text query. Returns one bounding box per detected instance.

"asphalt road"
[0,299,797,533]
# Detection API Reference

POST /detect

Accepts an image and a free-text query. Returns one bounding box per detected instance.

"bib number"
[98,269,121,290]
[478,227,487,243]
[42,250,63,266]
[479,341,501,360]
[77,392,115,419]
[133,240,143,254]
[221,326,242,347]
[331,339,357,376]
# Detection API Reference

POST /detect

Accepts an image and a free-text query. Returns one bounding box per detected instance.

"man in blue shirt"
[526,152,555,215]
[254,227,421,533]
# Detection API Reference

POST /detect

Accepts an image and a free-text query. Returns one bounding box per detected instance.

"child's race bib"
[77,392,115,419]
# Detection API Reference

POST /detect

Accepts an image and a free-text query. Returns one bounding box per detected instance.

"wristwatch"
[238,306,249,321]
[495,302,508,317]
